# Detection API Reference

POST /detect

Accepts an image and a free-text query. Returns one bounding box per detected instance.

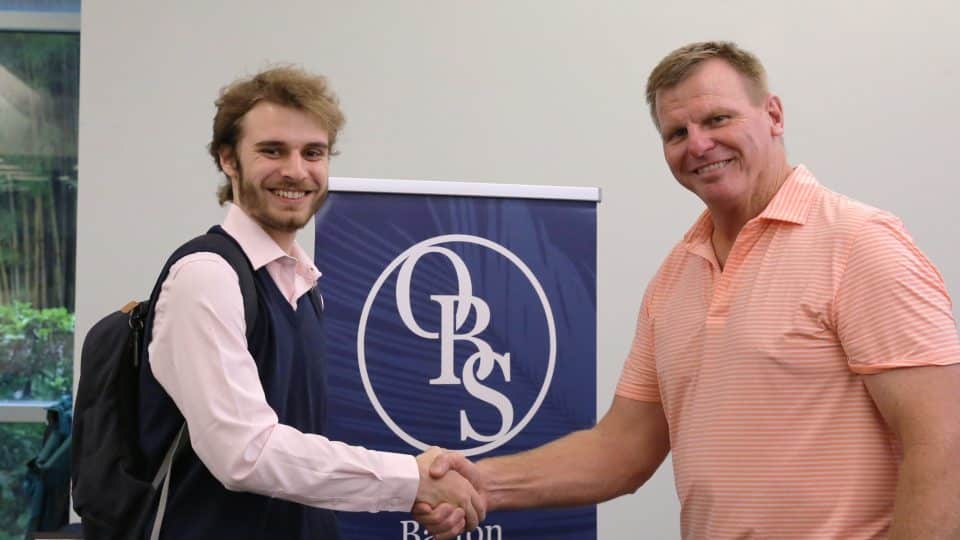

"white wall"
[77,1,960,538]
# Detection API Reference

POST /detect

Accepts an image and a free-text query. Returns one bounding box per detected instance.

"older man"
[418,42,960,539]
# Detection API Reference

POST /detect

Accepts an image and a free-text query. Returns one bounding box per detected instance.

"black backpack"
[72,227,259,540]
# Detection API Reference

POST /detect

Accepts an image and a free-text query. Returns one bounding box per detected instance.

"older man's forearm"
[888,443,960,539]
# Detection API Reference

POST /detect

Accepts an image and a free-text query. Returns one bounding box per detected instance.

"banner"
[315,178,598,539]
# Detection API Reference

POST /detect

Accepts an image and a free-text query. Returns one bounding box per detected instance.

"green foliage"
[0,302,73,401]
[0,302,73,535]
[0,423,43,540]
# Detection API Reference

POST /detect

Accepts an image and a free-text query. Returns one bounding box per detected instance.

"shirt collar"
[755,164,820,225]
[683,164,821,251]
[682,210,716,260]
[221,203,322,282]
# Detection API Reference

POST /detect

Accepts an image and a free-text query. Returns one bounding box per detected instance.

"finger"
[468,480,487,522]
[432,507,466,540]
[462,495,480,532]
[422,446,442,461]
[465,504,480,531]
[429,451,453,478]
[435,522,464,540]
[444,454,482,488]
[414,502,456,527]
[412,501,433,516]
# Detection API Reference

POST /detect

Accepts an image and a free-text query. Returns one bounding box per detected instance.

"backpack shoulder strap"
[146,225,259,340]
[198,226,259,338]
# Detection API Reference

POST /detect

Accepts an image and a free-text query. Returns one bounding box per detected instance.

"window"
[0,4,79,536]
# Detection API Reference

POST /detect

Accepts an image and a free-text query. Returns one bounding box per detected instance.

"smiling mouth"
[270,189,309,200]
[694,159,734,175]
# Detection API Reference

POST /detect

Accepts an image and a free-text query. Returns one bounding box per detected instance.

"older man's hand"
[413,448,487,540]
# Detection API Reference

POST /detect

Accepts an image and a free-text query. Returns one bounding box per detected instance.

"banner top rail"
[330,177,601,202]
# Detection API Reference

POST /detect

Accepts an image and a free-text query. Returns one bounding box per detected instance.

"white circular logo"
[357,234,556,456]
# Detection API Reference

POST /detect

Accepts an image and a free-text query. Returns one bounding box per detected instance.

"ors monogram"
[358,234,556,456]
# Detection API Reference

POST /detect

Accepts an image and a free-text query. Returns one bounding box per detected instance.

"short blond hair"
[646,41,768,130]
[209,66,345,205]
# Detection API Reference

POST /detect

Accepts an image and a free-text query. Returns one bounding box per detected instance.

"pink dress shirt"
[147,204,420,511]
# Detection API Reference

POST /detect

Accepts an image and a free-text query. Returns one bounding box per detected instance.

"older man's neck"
[710,162,793,269]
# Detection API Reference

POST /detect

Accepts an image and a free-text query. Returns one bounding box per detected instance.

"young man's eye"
[305,149,328,160]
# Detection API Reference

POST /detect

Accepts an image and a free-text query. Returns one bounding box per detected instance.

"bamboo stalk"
[0,188,10,304]
[7,189,20,300]
[10,188,23,298]
[0,222,9,303]
[49,178,64,307]
[29,192,35,305]
[0,263,8,304]
[35,192,45,307]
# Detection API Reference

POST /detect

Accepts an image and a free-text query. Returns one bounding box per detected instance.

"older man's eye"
[666,128,687,142]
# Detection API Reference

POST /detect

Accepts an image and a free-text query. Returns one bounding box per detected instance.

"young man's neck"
[232,202,298,256]
[264,228,297,256]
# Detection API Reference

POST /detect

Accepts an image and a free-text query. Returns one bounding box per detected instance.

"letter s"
[460,351,513,443]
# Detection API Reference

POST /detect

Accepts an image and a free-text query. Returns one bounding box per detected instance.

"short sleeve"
[616,283,663,402]
[835,213,960,374]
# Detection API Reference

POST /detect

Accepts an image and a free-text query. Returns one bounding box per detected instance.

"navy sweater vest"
[138,264,339,539]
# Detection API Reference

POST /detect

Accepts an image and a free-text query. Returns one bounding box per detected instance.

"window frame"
[0,8,80,423]
[0,10,79,32]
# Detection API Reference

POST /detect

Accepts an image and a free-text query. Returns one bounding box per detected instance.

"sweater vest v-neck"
[139,266,339,539]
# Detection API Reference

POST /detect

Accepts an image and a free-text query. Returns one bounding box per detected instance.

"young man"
[418,42,960,539]
[138,67,483,540]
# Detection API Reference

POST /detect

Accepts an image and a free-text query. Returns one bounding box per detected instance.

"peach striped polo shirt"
[617,165,960,539]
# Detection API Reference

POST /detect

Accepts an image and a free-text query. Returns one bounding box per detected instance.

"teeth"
[275,190,306,200]
[696,159,732,175]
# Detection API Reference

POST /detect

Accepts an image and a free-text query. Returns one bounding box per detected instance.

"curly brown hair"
[209,66,345,204]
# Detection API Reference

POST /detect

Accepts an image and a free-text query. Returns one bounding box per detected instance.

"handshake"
[412,447,490,540]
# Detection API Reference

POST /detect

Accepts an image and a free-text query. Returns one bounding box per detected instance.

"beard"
[234,164,327,233]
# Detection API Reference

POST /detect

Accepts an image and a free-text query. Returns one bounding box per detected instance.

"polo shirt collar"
[756,164,820,225]
[683,164,821,251]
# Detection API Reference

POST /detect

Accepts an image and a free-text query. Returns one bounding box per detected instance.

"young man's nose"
[282,153,308,179]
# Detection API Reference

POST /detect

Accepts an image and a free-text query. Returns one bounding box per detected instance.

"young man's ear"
[218,147,238,181]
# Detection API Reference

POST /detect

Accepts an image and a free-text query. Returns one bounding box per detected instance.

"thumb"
[432,453,483,488]
[429,451,453,478]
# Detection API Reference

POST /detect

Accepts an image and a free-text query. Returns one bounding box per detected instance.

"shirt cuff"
[375,452,420,512]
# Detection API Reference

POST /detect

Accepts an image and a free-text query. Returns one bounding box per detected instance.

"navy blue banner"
[315,185,597,539]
